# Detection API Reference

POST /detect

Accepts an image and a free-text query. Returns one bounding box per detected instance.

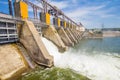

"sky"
[0,0,120,29]
[48,0,120,29]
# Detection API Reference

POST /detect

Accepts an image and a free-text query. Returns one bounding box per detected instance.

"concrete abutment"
[57,28,74,46]
[42,25,68,52]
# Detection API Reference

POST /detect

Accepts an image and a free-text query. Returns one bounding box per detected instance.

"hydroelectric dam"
[0,0,88,80]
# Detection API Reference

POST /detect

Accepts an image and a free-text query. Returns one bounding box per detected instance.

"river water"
[42,37,120,80]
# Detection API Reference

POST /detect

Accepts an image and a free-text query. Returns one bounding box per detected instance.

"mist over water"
[42,37,120,80]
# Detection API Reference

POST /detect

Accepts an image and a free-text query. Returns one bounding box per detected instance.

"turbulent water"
[42,37,120,80]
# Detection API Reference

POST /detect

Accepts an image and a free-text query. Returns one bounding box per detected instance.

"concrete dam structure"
[0,0,85,80]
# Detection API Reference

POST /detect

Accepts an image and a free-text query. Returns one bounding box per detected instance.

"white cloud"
[62,4,116,28]
[65,5,106,17]
[49,1,69,9]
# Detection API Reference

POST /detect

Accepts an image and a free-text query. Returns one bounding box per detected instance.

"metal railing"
[0,13,21,44]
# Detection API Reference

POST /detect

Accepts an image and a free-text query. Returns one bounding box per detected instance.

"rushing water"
[42,37,120,80]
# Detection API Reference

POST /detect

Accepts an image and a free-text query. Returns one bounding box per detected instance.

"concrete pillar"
[76,31,81,40]
[40,12,50,25]
[40,12,46,22]
[69,29,79,42]
[14,1,28,19]
[74,29,81,41]
[0,44,29,80]
[72,25,81,42]
[75,30,80,41]
[8,0,13,16]
[65,29,77,44]
[77,31,83,40]
[53,17,60,28]
[60,21,64,27]
[42,25,68,52]
[66,22,69,29]
[57,27,74,46]
[53,18,74,46]
[20,20,53,67]
[33,6,38,19]
[60,21,67,29]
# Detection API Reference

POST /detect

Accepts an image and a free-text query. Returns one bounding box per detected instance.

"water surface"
[42,37,120,80]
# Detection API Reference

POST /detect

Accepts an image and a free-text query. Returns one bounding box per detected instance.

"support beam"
[8,0,13,16]
[14,1,28,19]
[53,17,60,28]
[40,12,50,25]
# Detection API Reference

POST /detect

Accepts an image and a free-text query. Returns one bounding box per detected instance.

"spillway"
[42,37,120,80]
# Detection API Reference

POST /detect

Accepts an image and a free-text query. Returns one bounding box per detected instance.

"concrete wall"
[57,28,74,46]
[0,44,29,80]
[20,20,53,67]
[0,20,55,80]
[83,31,103,38]
[65,29,77,44]
[103,31,120,37]
[42,25,68,52]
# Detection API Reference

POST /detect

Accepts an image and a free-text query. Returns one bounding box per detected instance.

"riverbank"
[103,31,120,37]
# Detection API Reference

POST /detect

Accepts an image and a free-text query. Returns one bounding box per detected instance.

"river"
[20,37,120,80]
[42,37,120,80]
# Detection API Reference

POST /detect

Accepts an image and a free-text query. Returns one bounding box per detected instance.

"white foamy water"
[42,37,120,80]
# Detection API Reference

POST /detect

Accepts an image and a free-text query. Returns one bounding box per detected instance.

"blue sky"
[48,0,120,29]
[0,0,120,29]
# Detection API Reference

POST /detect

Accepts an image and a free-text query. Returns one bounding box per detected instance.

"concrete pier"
[65,29,77,44]
[57,28,74,46]
[42,25,68,52]
[69,29,79,42]
[75,30,82,41]
[0,44,29,80]
[20,20,53,67]
[74,30,80,41]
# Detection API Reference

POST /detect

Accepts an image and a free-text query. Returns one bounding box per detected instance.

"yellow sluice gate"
[58,18,61,27]
[53,17,61,27]
[40,12,51,25]
[64,21,66,28]
[20,1,28,19]
[46,13,51,25]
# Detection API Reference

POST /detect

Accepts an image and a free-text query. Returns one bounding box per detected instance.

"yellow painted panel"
[58,18,60,27]
[20,1,28,19]
[46,13,50,25]
[64,21,66,28]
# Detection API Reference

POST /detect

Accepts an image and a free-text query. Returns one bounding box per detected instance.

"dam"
[0,0,86,80]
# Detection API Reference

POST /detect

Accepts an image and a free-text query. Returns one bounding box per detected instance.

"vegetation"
[94,31,103,34]
[19,67,90,80]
